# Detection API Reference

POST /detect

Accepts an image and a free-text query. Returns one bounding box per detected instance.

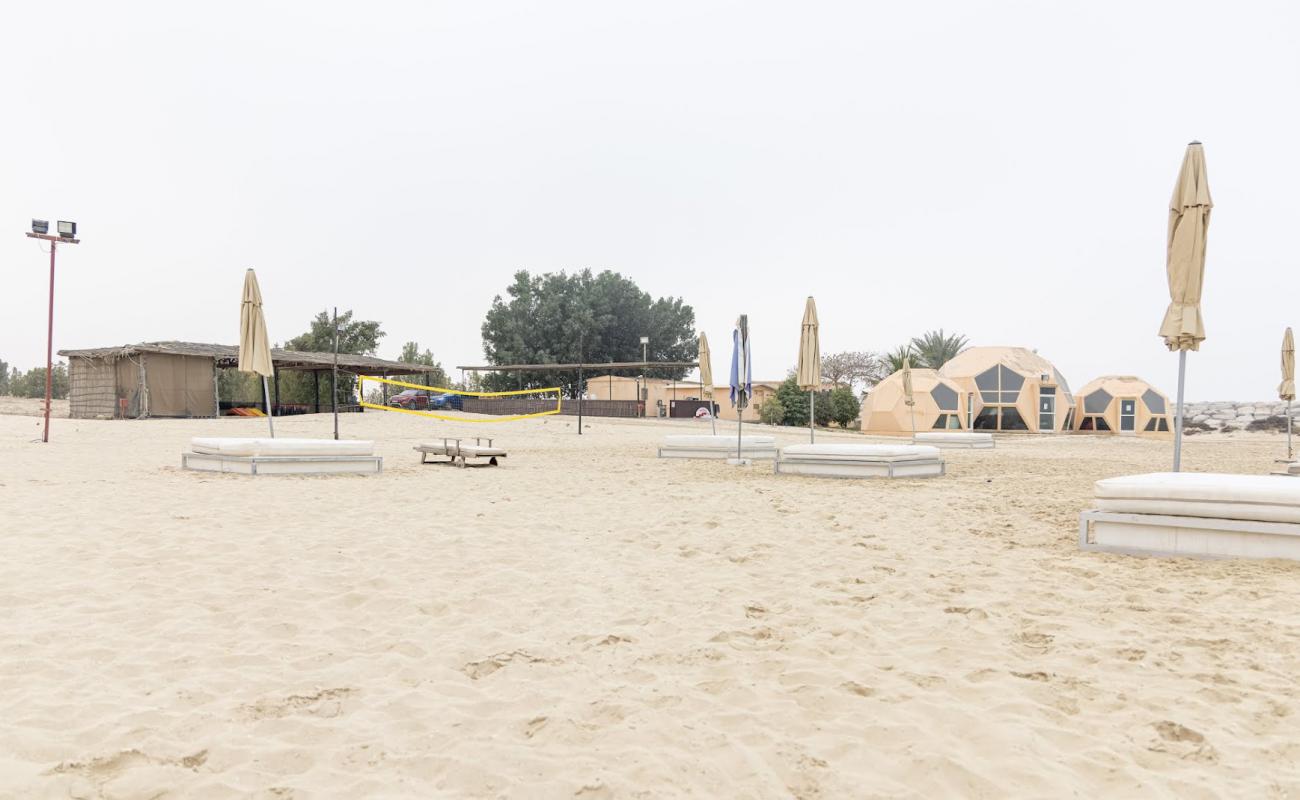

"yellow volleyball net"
[357,375,563,422]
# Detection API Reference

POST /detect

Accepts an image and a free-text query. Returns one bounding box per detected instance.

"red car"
[388,389,432,409]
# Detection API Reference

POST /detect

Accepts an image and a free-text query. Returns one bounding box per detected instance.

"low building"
[1073,375,1172,435]
[860,368,967,435]
[582,374,788,421]
[938,346,1075,433]
[58,341,439,419]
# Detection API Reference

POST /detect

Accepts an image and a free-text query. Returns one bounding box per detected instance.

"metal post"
[737,393,743,461]
[809,390,815,443]
[262,375,275,437]
[313,371,320,414]
[1173,349,1187,472]
[577,331,584,435]
[42,240,56,443]
[332,307,339,440]
[1288,401,1293,462]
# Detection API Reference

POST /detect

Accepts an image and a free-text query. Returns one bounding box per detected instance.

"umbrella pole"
[1173,349,1187,472]
[809,391,815,443]
[737,397,743,461]
[262,375,275,438]
[1288,401,1293,461]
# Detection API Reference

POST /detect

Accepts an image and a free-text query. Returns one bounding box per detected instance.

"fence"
[461,397,643,418]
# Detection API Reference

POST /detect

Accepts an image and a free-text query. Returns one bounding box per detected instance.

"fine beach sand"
[2,408,1299,797]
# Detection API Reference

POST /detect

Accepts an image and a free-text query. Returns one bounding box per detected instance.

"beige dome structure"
[860,368,967,435]
[938,346,1074,433]
[1074,375,1172,435]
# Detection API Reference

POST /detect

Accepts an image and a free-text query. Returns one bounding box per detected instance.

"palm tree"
[882,345,914,374]
[909,329,968,369]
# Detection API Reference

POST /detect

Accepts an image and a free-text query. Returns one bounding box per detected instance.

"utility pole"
[25,220,80,443]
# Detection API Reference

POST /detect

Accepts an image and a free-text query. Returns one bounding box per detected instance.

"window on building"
[1095,417,1112,431]
[1144,418,1158,432]
[929,382,959,411]
[1084,389,1113,414]
[973,407,999,429]
[1080,416,1095,430]
[1001,407,1028,431]
[1157,418,1169,432]
[1143,389,1167,416]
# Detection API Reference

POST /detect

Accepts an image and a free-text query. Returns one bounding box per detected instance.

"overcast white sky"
[4,1,1297,400]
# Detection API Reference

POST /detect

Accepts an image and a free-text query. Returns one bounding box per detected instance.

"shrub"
[758,398,786,425]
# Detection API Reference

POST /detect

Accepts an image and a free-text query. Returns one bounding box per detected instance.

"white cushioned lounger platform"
[775,443,944,478]
[416,438,507,467]
[183,438,381,475]
[658,434,777,460]
[1079,472,1300,560]
[912,432,995,449]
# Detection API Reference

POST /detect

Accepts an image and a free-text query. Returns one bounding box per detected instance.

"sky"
[3,1,1297,401]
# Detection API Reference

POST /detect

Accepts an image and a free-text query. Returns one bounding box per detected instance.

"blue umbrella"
[729,315,752,461]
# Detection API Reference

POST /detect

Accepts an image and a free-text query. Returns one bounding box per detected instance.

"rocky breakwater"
[1181,401,1300,433]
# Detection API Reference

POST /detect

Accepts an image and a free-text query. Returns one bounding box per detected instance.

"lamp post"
[640,336,649,417]
[25,219,80,443]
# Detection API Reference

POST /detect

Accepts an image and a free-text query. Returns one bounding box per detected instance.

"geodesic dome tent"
[1073,375,1172,435]
[860,368,967,434]
[938,346,1074,433]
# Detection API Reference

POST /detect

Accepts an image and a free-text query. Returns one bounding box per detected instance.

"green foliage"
[276,309,386,406]
[883,346,914,374]
[0,359,9,394]
[480,269,696,397]
[9,363,69,399]
[397,341,448,389]
[758,397,786,425]
[773,376,832,427]
[775,376,809,425]
[829,385,860,429]
[909,329,968,369]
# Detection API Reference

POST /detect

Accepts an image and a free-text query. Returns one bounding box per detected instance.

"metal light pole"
[640,336,649,418]
[332,307,340,440]
[26,220,80,443]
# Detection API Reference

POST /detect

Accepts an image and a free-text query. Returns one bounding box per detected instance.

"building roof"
[57,341,440,376]
[1076,375,1169,398]
[940,346,1060,379]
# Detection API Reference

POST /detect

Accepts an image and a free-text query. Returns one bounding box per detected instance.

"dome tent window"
[1084,389,1112,414]
[929,382,959,411]
[1143,389,1167,415]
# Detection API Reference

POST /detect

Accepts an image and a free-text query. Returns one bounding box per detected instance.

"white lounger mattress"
[191,437,375,458]
[663,435,775,450]
[1094,472,1300,524]
[913,432,993,444]
[780,443,940,462]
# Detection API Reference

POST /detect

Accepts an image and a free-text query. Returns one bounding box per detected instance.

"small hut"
[58,341,440,419]
[860,368,967,435]
[1073,375,1172,435]
[938,346,1074,433]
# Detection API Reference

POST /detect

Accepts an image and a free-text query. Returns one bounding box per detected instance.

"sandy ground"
[1,409,1299,799]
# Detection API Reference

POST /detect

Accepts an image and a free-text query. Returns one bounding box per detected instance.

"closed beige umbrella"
[698,332,715,434]
[796,297,821,442]
[1160,142,1212,471]
[1282,327,1295,460]
[902,355,916,436]
[240,269,276,436]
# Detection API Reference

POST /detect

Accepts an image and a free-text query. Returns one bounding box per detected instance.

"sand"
[2,407,1299,798]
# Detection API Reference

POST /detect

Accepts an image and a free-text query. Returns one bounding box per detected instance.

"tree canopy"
[909,329,968,369]
[480,269,696,395]
[397,341,448,389]
[821,351,884,393]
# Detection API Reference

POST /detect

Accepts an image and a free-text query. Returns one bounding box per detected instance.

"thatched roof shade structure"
[58,341,440,420]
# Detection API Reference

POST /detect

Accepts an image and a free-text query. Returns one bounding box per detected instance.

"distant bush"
[758,398,786,426]
[829,386,859,429]
[1246,415,1289,433]
[8,363,69,399]
[1181,419,1213,436]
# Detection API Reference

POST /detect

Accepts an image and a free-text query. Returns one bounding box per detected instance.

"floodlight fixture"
[57,220,77,238]
[639,336,649,345]
[32,219,49,235]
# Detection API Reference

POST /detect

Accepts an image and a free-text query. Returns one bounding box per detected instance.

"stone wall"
[1182,401,1300,432]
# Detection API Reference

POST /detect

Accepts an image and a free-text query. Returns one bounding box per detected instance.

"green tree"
[10,363,70,399]
[480,269,696,397]
[773,376,831,427]
[276,310,386,406]
[829,385,860,429]
[0,359,9,394]
[909,329,968,369]
[882,345,914,374]
[758,397,786,425]
[397,341,448,389]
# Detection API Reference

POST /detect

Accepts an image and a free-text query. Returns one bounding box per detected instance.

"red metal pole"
[43,240,56,443]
